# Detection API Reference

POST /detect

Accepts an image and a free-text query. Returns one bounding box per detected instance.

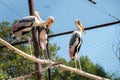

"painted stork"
[69,20,86,70]
[10,11,41,56]
[10,11,40,40]
[37,16,54,59]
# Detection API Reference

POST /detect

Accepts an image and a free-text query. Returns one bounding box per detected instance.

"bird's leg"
[46,40,51,60]
[29,39,33,56]
[45,49,50,60]
[42,50,45,59]
[75,59,77,69]
[78,58,82,70]
[26,37,33,55]
[45,50,48,59]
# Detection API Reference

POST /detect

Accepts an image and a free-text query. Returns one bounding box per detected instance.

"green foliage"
[0,21,11,41]
[0,70,9,80]
[81,56,96,74]
[95,64,109,78]
[114,77,120,80]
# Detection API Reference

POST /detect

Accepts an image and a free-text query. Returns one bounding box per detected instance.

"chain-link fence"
[49,24,120,78]
[0,0,120,79]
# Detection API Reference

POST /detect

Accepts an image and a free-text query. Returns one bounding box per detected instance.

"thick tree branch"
[0,38,109,80]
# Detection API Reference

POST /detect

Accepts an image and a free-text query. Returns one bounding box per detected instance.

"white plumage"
[36,15,54,59]
[37,16,54,50]
[37,27,48,51]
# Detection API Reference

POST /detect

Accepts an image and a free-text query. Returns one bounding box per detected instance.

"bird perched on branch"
[37,16,54,59]
[69,20,86,70]
[10,13,40,40]
[10,11,41,56]
[35,13,54,80]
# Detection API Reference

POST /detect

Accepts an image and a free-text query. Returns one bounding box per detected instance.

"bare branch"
[0,38,109,80]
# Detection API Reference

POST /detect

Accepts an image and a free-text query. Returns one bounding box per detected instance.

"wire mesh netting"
[0,0,120,80]
[51,25,120,75]
[50,24,120,78]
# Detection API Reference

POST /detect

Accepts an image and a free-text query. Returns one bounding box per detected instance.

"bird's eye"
[51,20,53,23]
[46,25,48,28]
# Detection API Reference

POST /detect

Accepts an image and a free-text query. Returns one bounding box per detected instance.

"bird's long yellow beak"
[75,19,86,35]
[81,25,86,35]
[78,24,86,35]
[45,16,54,30]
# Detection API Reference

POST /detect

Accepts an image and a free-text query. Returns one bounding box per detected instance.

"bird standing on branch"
[10,14,40,40]
[10,11,41,55]
[37,16,54,59]
[69,20,86,70]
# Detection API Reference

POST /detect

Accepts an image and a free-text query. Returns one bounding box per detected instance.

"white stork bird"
[69,20,86,70]
[37,16,54,59]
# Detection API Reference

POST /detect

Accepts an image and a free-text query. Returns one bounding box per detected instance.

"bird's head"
[34,11,41,21]
[75,19,86,35]
[45,16,54,30]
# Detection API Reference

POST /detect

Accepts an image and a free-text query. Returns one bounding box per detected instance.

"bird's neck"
[77,29,82,32]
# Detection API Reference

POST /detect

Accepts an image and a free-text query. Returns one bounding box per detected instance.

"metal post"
[46,38,52,80]
[28,0,41,80]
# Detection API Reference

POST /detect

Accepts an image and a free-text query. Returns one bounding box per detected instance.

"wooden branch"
[0,38,53,64]
[56,64,109,80]
[0,38,109,80]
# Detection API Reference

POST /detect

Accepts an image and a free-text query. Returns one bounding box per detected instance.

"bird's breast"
[40,30,47,40]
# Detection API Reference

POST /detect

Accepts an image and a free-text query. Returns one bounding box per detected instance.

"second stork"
[69,19,86,70]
